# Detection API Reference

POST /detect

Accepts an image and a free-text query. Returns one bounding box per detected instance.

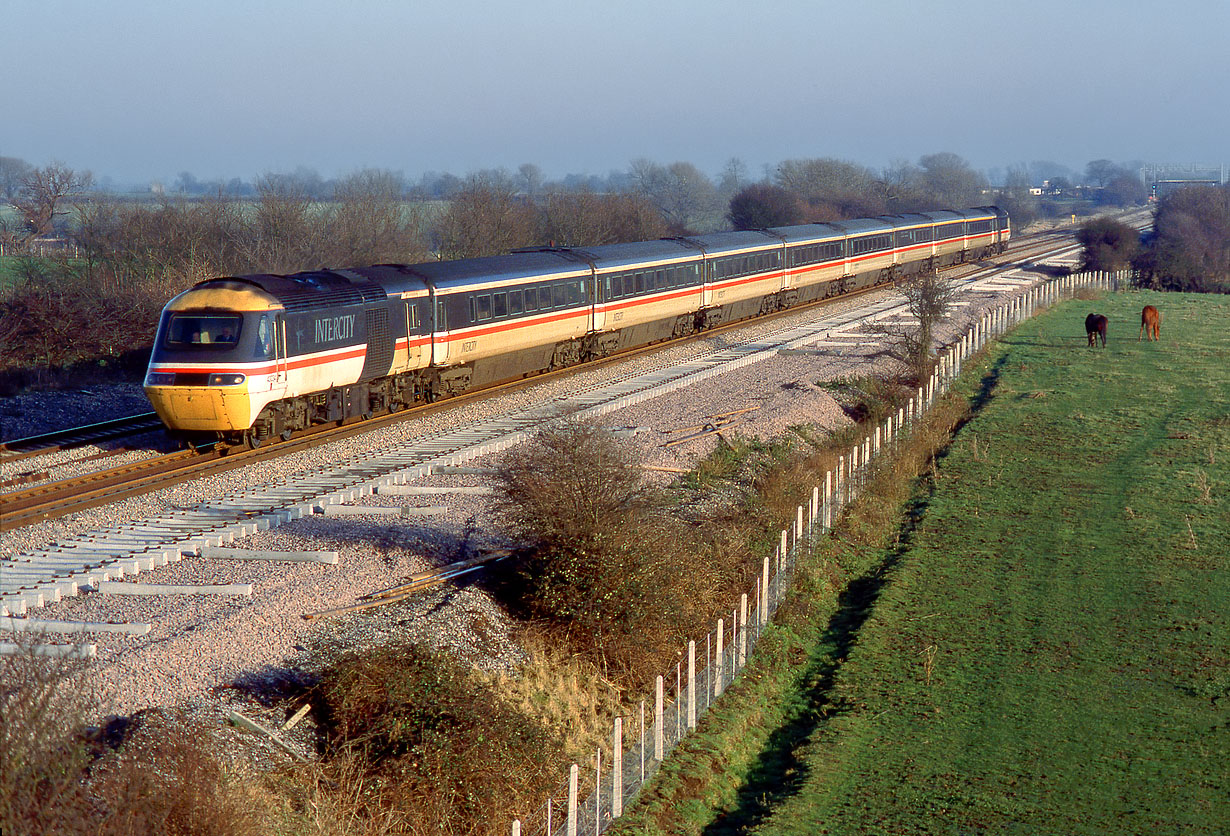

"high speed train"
[143,206,1009,446]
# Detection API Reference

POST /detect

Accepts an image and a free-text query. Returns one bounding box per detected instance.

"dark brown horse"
[1085,313,1108,347]
[1139,305,1160,341]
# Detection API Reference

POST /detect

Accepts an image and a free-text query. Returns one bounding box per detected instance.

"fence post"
[738,594,748,666]
[687,641,696,729]
[513,820,520,836]
[715,619,724,697]
[567,764,579,836]
[595,750,601,833]
[654,678,663,761]
[780,528,788,564]
[613,717,623,817]
[762,556,771,620]
[796,505,804,543]
[640,701,646,783]
[823,470,832,531]
[836,456,845,510]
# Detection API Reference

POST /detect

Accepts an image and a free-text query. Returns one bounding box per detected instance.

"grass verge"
[613,290,1229,834]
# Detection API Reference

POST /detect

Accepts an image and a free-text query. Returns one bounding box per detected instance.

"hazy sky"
[5,0,1227,185]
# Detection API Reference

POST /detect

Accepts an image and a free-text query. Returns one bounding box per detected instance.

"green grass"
[614,290,1230,835]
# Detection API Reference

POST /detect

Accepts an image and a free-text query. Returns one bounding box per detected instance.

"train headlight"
[208,373,246,386]
[145,372,176,386]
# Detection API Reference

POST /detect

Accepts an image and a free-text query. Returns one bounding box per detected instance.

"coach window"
[509,290,524,315]
[493,292,508,318]
[476,294,493,321]
[524,287,537,312]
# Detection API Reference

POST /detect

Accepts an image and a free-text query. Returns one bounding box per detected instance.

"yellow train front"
[144,268,433,446]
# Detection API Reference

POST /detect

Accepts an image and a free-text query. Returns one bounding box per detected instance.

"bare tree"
[434,173,537,259]
[872,270,961,383]
[327,168,426,265]
[11,162,93,242]
[628,159,718,233]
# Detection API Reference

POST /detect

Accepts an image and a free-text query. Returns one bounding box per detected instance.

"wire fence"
[511,270,1129,836]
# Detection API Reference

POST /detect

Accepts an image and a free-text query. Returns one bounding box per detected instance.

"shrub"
[0,645,94,836]
[312,643,565,834]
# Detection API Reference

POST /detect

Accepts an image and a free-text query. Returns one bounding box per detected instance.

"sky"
[4,0,1228,187]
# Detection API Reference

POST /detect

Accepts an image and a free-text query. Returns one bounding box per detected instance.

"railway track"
[0,412,164,464]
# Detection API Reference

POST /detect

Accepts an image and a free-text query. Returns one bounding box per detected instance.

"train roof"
[680,230,784,256]
[221,270,387,311]
[403,251,588,293]
[562,238,701,271]
[917,209,967,224]
[764,223,847,244]
[828,217,895,235]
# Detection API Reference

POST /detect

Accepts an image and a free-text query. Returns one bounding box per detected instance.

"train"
[143,206,1009,446]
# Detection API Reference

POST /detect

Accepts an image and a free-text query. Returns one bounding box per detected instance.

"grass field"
[614,289,1229,835]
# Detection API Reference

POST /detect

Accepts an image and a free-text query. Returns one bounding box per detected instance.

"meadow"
[615,289,1229,835]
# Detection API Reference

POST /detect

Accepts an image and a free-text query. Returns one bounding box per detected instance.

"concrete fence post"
[780,528,788,562]
[513,820,520,836]
[567,764,579,836]
[687,641,696,729]
[595,750,601,833]
[715,619,724,697]
[796,505,804,543]
[824,470,833,531]
[811,485,819,532]
[738,594,748,666]
[836,456,845,509]
[640,700,646,783]
[654,677,664,761]
[762,556,771,620]
[613,717,624,817]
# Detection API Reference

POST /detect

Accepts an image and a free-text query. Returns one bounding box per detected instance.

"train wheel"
[244,429,262,449]
[280,429,293,442]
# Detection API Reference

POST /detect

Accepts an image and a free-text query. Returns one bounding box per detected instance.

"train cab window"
[167,314,242,348]
[256,315,274,358]
[493,292,508,318]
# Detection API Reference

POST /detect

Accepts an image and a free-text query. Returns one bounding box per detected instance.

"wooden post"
[715,618,725,697]
[687,641,696,729]
[613,717,623,817]
[654,677,664,761]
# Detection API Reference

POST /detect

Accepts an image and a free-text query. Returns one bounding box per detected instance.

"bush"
[312,643,565,834]
[0,646,95,836]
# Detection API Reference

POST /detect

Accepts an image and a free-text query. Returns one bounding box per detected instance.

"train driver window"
[256,315,274,358]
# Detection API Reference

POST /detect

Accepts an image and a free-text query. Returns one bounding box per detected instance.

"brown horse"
[1139,305,1160,341]
[1085,313,1108,348]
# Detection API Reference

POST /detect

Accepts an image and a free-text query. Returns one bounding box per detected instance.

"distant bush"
[1134,184,1230,293]
[1078,216,1140,272]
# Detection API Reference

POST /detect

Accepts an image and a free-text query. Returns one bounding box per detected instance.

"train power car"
[144,206,1008,445]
